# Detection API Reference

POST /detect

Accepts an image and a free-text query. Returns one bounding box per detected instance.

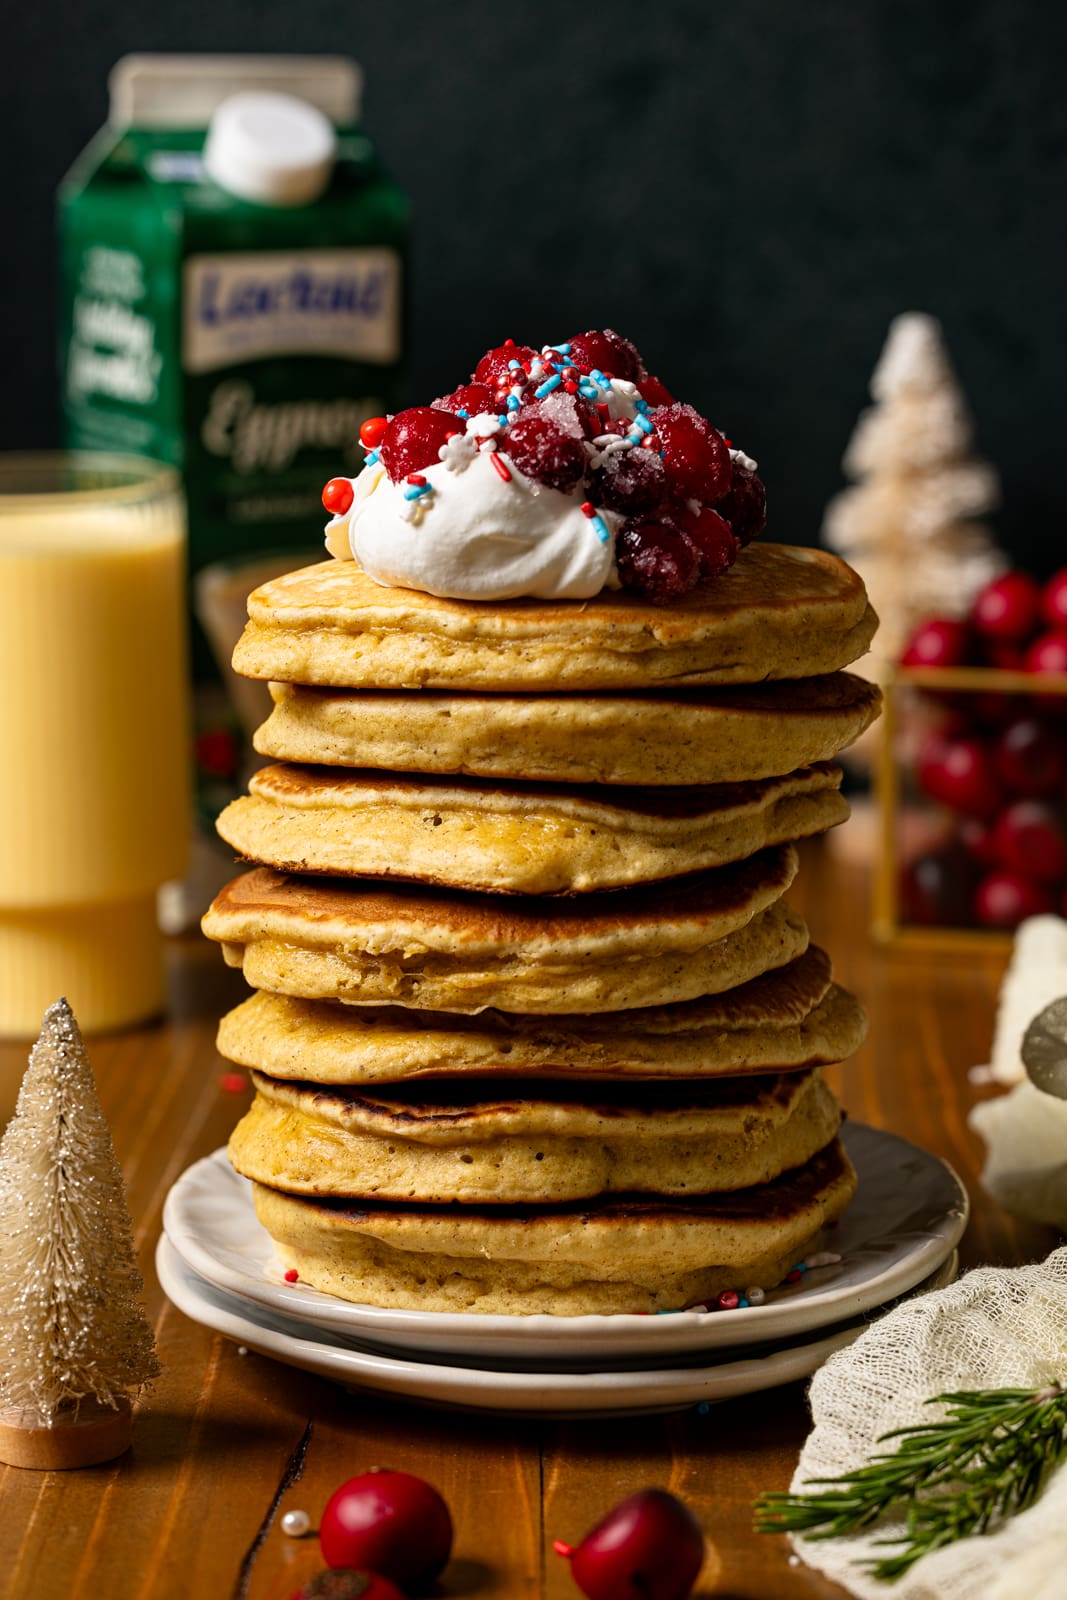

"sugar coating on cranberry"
[379,407,463,482]
[715,464,766,546]
[535,390,600,440]
[567,329,646,382]
[434,382,496,417]
[473,340,537,387]
[674,505,739,580]
[616,521,700,602]
[587,448,666,514]
[505,415,587,491]
[653,403,733,502]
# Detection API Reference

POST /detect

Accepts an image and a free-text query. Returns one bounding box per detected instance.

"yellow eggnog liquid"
[0,457,190,1034]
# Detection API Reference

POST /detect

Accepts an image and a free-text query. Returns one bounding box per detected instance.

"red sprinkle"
[284,1269,299,1283]
[321,477,354,516]
[717,1290,740,1310]
[219,1072,248,1094]
[358,416,389,449]
[786,1269,804,1283]
[490,452,513,482]
[563,380,579,394]
[580,501,596,517]
[406,474,427,485]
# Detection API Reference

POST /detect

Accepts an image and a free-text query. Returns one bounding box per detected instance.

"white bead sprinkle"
[745,1286,766,1305]
[281,1509,311,1538]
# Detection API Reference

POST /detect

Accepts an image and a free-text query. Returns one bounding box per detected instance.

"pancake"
[229,1069,842,1203]
[216,762,848,894]
[250,1137,858,1315]
[232,544,876,691]
[254,673,881,787]
[202,847,804,1014]
[216,946,865,1082]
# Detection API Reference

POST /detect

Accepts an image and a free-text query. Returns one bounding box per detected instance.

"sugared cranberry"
[434,382,496,417]
[637,374,674,408]
[553,1488,705,1600]
[319,1470,453,1587]
[531,390,600,440]
[291,1571,407,1600]
[653,404,733,502]
[970,572,1043,641]
[992,716,1067,796]
[473,340,537,387]
[1042,569,1067,629]
[566,329,646,381]
[587,447,666,513]
[900,618,972,669]
[992,800,1067,882]
[321,477,354,517]
[1025,630,1067,676]
[974,871,1055,928]
[504,416,586,491]
[901,847,977,925]
[673,505,739,580]
[616,521,701,602]
[715,464,766,546]
[378,407,462,482]
[917,734,1002,819]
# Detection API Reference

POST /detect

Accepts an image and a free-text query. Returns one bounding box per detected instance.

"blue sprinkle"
[498,414,509,427]
[403,483,433,501]
[364,450,379,467]
[738,1296,750,1308]
[456,409,469,420]
[507,358,523,369]
[506,395,521,412]
[696,1402,711,1416]
[632,412,654,435]
[578,380,599,399]
[634,398,650,414]
[535,374,562,398]
[589,513,612,545]
[545,342,570,356]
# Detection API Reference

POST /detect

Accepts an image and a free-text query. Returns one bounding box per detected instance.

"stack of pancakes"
[203,543,880,1315]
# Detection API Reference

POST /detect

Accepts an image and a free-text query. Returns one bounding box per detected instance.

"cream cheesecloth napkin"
[787,1248,1067,1600]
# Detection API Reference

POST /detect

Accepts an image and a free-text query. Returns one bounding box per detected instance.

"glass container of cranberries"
[875,571,1067,945]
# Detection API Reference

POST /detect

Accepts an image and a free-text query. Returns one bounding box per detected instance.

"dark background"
[4,0,1065,571]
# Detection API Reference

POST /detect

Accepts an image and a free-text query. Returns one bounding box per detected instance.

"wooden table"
[0,839,1056,1600]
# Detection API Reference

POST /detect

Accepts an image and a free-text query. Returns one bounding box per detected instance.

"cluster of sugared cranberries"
[371,330,766,602]
[900,569,1067,930]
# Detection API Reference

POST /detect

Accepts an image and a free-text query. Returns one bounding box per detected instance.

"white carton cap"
[203,91,337,207]
[109,54,361,130]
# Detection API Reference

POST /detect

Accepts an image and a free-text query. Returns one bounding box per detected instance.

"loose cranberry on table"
[970,572,1043,641]
[900,618,972,669]
[992,800,1067,882]
[916,734,1002,820]
[1041,568,1067,628]
[554,1488,706,1600]
[319,1469,453,1587]
[992,715,1067,796]
[974,870,1056,928]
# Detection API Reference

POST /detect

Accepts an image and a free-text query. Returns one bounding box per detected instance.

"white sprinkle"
[237,1345,249,1357]
[281,1509,312,1538]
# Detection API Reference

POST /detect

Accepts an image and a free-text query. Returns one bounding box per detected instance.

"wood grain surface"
[0,839,1055,1600]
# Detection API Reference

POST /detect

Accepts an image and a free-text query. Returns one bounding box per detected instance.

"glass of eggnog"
[0,454,189,1035]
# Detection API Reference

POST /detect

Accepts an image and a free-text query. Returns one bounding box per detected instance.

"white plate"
[162,1123,967,1363]
[156,1235,958,1417]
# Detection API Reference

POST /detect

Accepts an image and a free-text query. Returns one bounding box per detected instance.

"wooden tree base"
[0,1395,132,1469]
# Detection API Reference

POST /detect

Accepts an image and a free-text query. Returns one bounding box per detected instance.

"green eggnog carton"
[58,54,408,829]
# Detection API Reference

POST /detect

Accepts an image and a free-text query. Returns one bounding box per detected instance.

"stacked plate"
[159,1121,967,1418]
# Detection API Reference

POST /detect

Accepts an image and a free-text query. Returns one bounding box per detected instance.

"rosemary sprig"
[755,1382,1067,1580]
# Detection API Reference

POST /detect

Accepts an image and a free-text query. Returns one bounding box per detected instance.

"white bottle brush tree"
[0,998,159,1426]
[823,312,1004,670]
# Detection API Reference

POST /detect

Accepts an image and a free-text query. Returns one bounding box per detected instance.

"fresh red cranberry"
[1025,630,1067,675]
[616,521,701,602]
[637,374,674,407]
[970,572,1043,641]
[554,1488,705,1600]
[992,716,1067,796]
[434,381,496,417]
[653,403,733,502]
[974,870,1055,928]
[291,1571,406,1600]
[901,846,978,925]
[321,477,355,517]
[566,329,646,381]
[959,817,1000,867]
[587,447,666,513]
[983,638,1027,671]
[992,800,1067,882]
[900,618,972,669]
[319,1470,452,1586]
[504,416,586,491]
[715,464,766,545]
[673,504,739,579]
[378,407,462,482]
[1042,568,1067,629]
[917,734,1002,819]
[472,340,537,387]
